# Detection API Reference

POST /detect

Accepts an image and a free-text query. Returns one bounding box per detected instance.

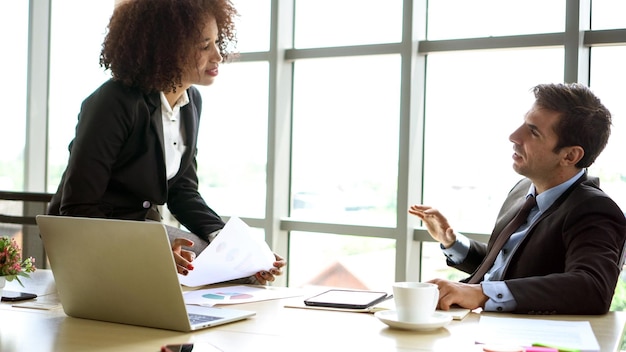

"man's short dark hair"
[533,83,612,168]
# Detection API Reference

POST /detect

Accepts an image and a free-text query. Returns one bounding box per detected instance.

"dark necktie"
[468,194,537,284]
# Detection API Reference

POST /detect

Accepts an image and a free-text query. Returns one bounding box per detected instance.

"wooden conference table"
[1,270,625,352]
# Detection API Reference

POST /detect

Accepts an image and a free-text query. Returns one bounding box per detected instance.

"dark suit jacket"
[452,172,626,314]
[48,79,224,240]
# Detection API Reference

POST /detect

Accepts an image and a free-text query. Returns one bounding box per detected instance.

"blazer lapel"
[147,92,168,187]
[179,90,199,166]
[533,172,589,222]
[146,92,165,154]
[493,173,589,243]
[499,171,590,276]
[489,179,531,247]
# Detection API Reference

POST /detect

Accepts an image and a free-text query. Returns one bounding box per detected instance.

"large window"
[232,0,271,53]
[0,2,30,252]
[288,231,396,290]
[0,2,29,191]
[196,62,270,218]
[427,0,564,39]
[589,46,626,209]
[194,0,272,219]
[422,48,563,234]
[48,0,114,192]
[16,1,626,295]
[294,0,403,48]
[290,55,401,227]
[591,0,626,30]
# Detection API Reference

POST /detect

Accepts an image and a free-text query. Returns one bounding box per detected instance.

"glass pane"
[592,0,626,30]
[48,0,114,192]
[196,62,269,218]
[423,48,564,234]
[0,2,29,191]
[294,0,403,48]
[288,231,395,291]
[421,242,467,282]
[589,46,626,313]
[428,0,565,40]
[232,0,271,53]
[589,46,626,213]
[291,55,400,226]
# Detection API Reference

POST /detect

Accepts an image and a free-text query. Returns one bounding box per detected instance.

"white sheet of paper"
[178,217,275,287]
[476,316,600,352]
[184,285,303,306]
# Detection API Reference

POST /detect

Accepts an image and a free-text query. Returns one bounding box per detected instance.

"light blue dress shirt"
[442,170,585,311]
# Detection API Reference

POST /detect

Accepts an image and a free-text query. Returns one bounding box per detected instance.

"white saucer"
[374,310,452,331]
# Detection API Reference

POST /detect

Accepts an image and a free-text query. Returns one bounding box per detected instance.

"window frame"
[21,0,626,285]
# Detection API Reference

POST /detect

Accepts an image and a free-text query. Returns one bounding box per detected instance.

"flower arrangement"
[0,235,36,286]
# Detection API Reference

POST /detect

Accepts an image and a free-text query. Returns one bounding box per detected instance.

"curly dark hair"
[100,0,238,93]
[533,83,612,168]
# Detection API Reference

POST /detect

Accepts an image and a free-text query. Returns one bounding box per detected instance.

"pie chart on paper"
[202,292,254,301]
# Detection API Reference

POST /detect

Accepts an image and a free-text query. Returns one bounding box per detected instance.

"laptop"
[36,215,256,332]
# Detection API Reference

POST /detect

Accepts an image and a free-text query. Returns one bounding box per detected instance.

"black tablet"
[304,289,390,310]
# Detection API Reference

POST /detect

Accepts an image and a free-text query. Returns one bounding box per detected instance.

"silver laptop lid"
[36,215,253,331]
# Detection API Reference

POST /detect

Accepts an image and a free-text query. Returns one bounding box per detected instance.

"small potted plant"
[0,235,37,295]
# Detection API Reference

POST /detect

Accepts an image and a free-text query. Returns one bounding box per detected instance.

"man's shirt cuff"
[481,281,517,312]
[441,234,470,264]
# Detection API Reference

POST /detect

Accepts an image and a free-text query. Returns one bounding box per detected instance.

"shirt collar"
[528,169,586,213]
[159,90,190,114]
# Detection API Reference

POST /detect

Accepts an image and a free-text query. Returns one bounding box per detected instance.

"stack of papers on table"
[476,316,600,352]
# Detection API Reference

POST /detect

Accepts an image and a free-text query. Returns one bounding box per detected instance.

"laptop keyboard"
[188,313,221,324]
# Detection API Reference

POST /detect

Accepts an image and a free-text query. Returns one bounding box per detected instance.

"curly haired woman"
[48,0,285,284]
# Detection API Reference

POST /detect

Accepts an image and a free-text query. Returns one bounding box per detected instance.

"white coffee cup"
[392,282,439,323]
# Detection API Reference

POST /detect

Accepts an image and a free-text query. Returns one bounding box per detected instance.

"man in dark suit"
[410,83,626,314]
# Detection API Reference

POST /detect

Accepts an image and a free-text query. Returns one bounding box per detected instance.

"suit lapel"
[146,92,165,153]
[531,172,589,223]
[493,173,589,243]
[180,89,199,166]
[499,172,589,277]
[489,179,531,247]
[147,92,168,187]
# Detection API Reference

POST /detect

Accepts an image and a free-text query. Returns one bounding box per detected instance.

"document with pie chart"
[178,216,276,287]
[183,285,301,306]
